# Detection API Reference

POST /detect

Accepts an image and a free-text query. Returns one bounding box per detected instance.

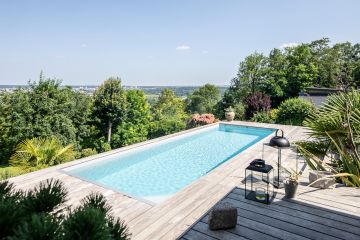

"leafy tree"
[112,90,151,148]
[9,137,74,170]
[0,74,91,164]
[309,38,340,87]
[228,52,267,100]
[92,77,127,144]
[149,89,188,138]
[261,48,288,106]
[333,42,360,89]
[186,84,221,114]
[285,44,319,97]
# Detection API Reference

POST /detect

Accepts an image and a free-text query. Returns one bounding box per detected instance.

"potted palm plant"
[225,107,235,121]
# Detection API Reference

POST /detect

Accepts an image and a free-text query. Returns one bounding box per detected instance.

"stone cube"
[208,202,237,230]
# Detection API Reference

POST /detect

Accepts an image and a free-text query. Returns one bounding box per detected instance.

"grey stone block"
[309,170,335,189]
[208,202,237,230]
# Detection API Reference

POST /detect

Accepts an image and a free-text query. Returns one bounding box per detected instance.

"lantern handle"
[275,129,284,137]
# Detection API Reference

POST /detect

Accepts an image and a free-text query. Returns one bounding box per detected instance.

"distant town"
[0,85,228,97]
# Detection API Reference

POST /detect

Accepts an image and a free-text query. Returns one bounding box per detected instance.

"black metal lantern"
[262,129,296,188]
[245,161,274,204]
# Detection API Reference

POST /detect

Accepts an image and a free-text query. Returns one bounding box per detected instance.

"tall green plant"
[10,137,74,170]
[304,89,360,148]
[300,90,360,187]
[92,77,127,143]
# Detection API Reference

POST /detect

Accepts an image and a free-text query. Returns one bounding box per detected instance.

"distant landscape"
[0,85,229,98]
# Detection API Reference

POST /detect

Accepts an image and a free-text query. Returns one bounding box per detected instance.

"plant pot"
[284,180,298,198]
[309,170,335,189]
[225,111,235,121]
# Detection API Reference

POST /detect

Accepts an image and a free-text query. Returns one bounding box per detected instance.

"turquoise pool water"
[65,124,273,203]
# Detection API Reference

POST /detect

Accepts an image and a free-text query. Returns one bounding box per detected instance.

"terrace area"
[8,121,360,240]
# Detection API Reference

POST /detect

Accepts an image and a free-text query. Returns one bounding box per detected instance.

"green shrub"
[270,109,279,120]
[0,179,131,239]
[148,119,186,139]
[233,103,245,120]
[276,98,315,125]
[251,111,273,123]
[79,148,98,158]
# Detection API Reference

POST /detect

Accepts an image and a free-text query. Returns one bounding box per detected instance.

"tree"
[186,84,220,114]
[9,137,74,170]
[260,48,288,106]
[0,74,91,164]
[333,42,360,89]
[92,77,127,144]
[217,53,267,118]
[309,38,340,88]
[112,90,151,148]
[149,89,188,138]
[285,44,318,97]
[236,52,267,95]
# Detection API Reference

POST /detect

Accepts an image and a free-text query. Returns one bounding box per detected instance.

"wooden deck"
[179,186,360,240]
[7,121,360,239]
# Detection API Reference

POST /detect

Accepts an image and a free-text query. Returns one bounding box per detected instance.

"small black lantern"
[245,161,274,204]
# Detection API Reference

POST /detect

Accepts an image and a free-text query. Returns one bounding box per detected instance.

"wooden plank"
[135,183,230,240]
[182,229,218,240]
[191,221,248,240]
[234,187,360,227]
[228,192,360,236]
[296,187,360,209]
[199,218,279,240]
[223,197,358,240]
[202,216,305,240]
[233,188,360,224]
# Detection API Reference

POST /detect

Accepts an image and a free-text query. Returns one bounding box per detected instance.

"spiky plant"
[303,89,360,150]
[299,90,360,187]
[9,136,74,170]
[0,179,131,239]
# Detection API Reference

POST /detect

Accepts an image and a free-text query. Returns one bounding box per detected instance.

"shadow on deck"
[178,186,360,240]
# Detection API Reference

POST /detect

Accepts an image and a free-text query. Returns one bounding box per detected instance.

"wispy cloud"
[202,50,208,54]
[176,44,191,51]
[280,42,299,49]
[81,43,87,48]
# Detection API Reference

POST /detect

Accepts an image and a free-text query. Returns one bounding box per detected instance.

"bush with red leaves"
[187,114,217,128]
[245,92,271,119]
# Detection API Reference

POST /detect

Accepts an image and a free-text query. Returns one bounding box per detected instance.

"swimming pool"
[64,124,274,203]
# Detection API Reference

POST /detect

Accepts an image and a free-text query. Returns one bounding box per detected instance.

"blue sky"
[1,0,359,86]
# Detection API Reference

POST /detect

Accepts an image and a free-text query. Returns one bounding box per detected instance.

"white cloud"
[280,42,299,49]
[81,43,87,48]
[202,50,208,54]
[176,45,191,51]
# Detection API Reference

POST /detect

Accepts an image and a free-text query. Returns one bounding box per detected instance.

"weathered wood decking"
[179,185,360,240]
[7,121,360,239]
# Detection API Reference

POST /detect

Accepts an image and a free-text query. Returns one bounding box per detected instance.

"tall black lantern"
[245,162,274,204]
[262,129,298,188]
